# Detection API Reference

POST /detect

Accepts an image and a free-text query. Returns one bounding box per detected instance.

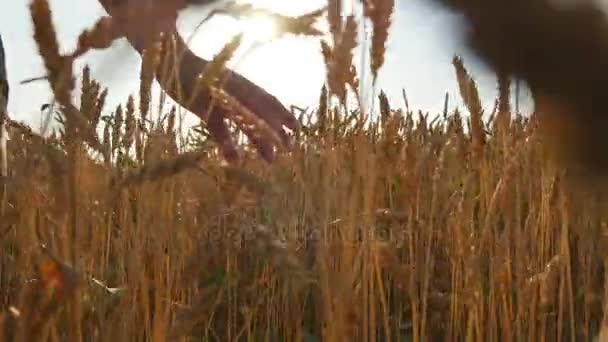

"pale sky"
[0,0,533,130]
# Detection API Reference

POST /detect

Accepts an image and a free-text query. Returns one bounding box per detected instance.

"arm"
[97,0,297,162]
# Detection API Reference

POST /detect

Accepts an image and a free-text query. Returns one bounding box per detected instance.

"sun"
[237,13,279,43]
[184,0,328,117]
[231,0,326,42]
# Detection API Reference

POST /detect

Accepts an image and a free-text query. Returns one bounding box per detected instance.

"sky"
[0,0,534,130]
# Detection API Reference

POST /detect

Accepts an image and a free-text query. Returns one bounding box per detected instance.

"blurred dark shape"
[0,33,8,114]
[430,0,608,180]
[1,33,8,179]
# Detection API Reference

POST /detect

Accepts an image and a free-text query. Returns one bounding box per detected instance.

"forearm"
[94,0,296,162]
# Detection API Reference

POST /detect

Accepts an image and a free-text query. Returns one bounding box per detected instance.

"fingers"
[207,108,278,163]
[206,109,239,162]
[240,125,276,163]
[221,72,297,149]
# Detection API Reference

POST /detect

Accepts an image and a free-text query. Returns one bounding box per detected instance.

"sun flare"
[237,13,278,43]
[186,0,328,114]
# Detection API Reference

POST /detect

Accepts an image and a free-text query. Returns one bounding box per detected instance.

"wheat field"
[2,0,608,341]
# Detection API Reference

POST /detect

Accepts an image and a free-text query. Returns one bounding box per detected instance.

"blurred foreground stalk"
[0,33,8,181]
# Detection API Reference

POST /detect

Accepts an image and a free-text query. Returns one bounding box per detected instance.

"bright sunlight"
[237,13,279,43]
[184,0,328,111]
